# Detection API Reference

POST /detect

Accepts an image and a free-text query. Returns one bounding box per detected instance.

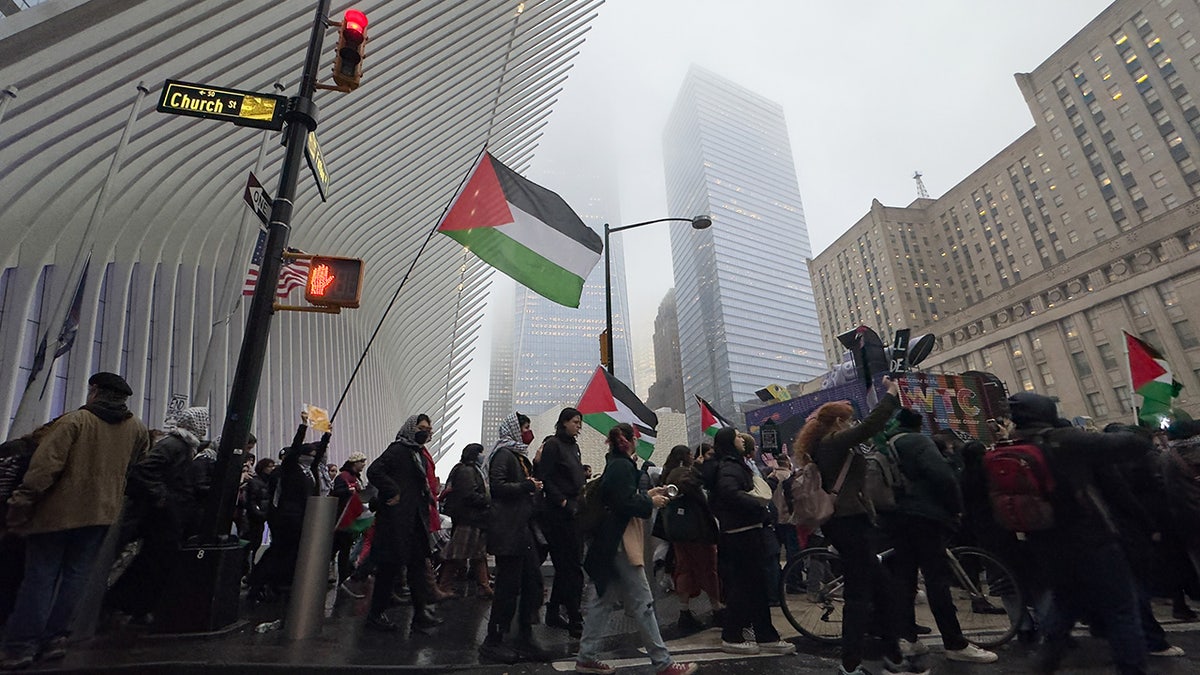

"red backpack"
[983,438,1057,533]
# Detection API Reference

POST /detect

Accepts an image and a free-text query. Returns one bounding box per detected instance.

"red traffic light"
[343,10,368,43]
[332,9,369,91]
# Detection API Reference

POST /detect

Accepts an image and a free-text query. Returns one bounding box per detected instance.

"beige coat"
[7,407,149,535]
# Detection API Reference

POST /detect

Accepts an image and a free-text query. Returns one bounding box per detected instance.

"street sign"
[304,131,329,201]
[243,172,273,225]
[164,393,188,426]
[156,79,287,131]
[304,256,364,308]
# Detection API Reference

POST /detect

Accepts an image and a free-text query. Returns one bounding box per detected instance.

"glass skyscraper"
[663,66,826,438]
[504,160,635,417]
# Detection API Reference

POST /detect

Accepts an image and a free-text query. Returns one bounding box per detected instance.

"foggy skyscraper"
[663,66,826,438]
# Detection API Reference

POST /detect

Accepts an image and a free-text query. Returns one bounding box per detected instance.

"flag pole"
[329,147,488,423]
[9,82,149,439]
[1123,330,1139,425]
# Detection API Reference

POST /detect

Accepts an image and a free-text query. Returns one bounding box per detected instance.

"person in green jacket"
[884,408,997,664]
[574,423,697,675]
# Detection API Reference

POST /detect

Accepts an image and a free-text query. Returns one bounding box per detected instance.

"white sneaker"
[946,644,999,663]
[721,640,760,655]
[899,638,929,656]
[758,640,796,654]
[1150,645,1185,657]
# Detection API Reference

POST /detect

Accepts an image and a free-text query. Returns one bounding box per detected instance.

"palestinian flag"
[1125,331,1183,426]
[437,150,603,308]
[336,493,375,534]
[697,395,732,437]
[578,366,658,460]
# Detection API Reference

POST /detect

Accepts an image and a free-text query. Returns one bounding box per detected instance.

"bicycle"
[779,544,1026,648]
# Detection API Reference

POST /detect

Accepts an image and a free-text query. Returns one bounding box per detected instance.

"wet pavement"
[35,566,1200,673]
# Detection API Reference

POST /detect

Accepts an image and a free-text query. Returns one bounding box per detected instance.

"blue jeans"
[4,526,107,649]
[577,544,672,670]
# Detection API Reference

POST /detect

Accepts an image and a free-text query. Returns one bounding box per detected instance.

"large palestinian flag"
[437,150,603,308]
[697,395,732,437]
[1125,331,1183,425]
[578,366,658,460]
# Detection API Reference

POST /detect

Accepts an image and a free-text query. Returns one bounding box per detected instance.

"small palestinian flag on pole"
[697,395,732,437]
[437,149,603,308]
[1125,331,1184,426]
[578,366,658,460]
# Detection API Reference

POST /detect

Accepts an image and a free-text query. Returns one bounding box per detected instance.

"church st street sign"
[156,80,287,131]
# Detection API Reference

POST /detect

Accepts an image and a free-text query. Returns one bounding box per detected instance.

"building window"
[1067,230,1080,243]
[1165,193,1180,209]
[1129,124,1144,141]
[1174,319,1200,348]
[1063,317,1079,339]
[1051,125,1063,140]
[1018,368,1035,392]
[1184,32,1197,50]
[1095,228,1109,242]
[1076,184,1089,198]
[1109,84,1123,101]
[1071,351,1094,377]
[1086,207,1100,222]
[1087,392,1109,418]
[1139,145,1156,162]
[1130,294,1150,316]
[1151,171,1168,188]
[1169,11,1185,29]
[1159,280,1179,306]
[1192,53,1200,70]
[1118,103,1133,118]
[1059,145,1072,159]
[1114,385,1132,414]
[1039,363,1055,387]
[1097,343,1119,370]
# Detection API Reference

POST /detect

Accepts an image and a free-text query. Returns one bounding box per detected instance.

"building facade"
[663,65,826,441]
[646,288,685,412]
[812,0,1200,426]
[0,0,601,462]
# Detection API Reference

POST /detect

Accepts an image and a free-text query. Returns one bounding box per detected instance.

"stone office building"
[812,0,1200,426]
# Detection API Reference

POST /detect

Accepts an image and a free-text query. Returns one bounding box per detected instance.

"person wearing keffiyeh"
[363,414,444,633]
[107,406,210,623]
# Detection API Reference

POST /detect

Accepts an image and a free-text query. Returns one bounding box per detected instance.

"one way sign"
[243,172,273,225]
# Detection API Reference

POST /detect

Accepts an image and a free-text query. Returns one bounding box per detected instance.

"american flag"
[242,229,310,297]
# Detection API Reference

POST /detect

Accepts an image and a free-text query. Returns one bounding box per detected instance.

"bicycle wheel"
[780,547,845,644]
[944,546,1025,647]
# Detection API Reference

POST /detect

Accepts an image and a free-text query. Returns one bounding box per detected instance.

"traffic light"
[305,256,364,308]
[332,9,368,91]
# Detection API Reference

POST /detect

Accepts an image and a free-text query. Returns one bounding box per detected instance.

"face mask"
[297,455,314,468]
[521,429,534,444]
[414,430,430,445]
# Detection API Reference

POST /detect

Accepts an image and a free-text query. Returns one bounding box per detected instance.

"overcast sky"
[448,0,1114,467]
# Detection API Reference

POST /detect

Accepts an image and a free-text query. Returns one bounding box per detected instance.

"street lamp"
[603,215,712,375]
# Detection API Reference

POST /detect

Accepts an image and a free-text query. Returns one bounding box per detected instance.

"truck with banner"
[744,371,1011,451]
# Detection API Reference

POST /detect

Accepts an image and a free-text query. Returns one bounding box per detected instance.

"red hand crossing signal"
[332,9,368,91]
[305,256,364,308]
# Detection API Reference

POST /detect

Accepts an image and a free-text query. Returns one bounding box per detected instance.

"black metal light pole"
[603,215,712,376]
[201,0,331,542]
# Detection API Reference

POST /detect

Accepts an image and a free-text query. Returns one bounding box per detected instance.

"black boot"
[511,626,553,663]
[478,626,520,664]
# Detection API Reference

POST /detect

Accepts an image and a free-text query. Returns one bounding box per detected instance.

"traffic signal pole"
[200,0,331,544]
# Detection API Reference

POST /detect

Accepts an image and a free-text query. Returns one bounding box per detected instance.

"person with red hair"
[794,377,927,675]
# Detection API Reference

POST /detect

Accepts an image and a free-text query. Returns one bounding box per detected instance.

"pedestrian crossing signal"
[305,256,364,308]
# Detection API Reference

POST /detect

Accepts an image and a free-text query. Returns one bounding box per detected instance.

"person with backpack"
[437,443,492,598]
[659,444,720,634]
[574,423,697,675]
[795,376,926,675]
[705,427,795,657]
[1003,393,1154,675]
[883,409,997,664]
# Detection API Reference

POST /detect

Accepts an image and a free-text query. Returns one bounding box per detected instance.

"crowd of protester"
[2,371,1200,675]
